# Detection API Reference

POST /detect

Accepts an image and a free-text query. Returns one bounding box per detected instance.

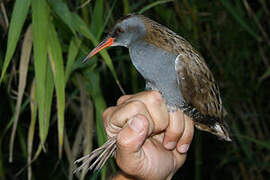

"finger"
[116,114,149,172]
[172,149,187,173]
[126,90,169,133]
[117,94,133,105]
[104,101,154,138]
[163,110,185,150]
[102,106,117,121]
[177,114,194,154]
[102,106,119,136]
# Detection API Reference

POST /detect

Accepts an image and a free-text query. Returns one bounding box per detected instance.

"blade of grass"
[71,119,84,180]
[65,37,82,84]
[0,99,29,179]
[77,74,94,180]
[27,79,37,180]
[90,0,104,36]
[9,24,32,162]
[63,130,73,180]
[44,61,54,145]
[80,0,90,25]
[32,0,50,148]
[259,67,270,82]
[220,0,260,41]
[96,0,117,40]
[18,127,27,159]
[236,134,270,149]
[48,20,65,158]
[0,0,31,84]
[138,0,173,14]
[49,0,76,35]
[122,0,130,14]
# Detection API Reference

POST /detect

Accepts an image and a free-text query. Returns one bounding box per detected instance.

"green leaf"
[0,0,31,84]
[96,0,117,40]
[138,0,173,14]
[27,79,37,180]
[65,37,82,84]
[32,0,50,146]
[44,60,55,145]
[236,134,270,150]
[9,24,32,163]
[220,0,260,41]
[48,20,66,158]
[49,0,76,35]
[90,0,104,36]
[260,67,270,81]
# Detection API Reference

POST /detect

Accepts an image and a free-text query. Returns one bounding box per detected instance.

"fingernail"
[165,141,176,150]
[178,144,189,153]
[128,116,144,133]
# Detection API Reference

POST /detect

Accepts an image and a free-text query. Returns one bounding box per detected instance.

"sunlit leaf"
[48,20,65,158]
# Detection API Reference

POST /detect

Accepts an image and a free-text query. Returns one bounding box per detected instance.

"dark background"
[0,0,269,179]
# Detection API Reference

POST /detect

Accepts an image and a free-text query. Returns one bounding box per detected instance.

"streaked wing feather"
[175,53,224,119]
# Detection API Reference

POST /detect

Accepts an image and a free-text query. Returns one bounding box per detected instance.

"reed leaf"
[49,0,76,35]
[220,0,260,41]
[65,37,82,84]
[27,80,37,180]
[9,24,32,163]
[48,20,65,158]
[0,0,31,84]
[32,0,50,147]
[138,0,173,14]
[90,0,104,36]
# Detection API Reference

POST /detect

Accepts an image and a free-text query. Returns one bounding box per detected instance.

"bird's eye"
[117,28,123,33]
[111,27,124,38]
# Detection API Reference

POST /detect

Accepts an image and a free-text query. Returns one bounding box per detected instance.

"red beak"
[82,37,115,63]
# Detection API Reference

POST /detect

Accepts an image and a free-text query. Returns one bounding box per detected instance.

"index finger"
[124,90,169,133]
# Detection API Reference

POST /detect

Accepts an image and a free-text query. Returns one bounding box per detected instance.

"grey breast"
[129,41,185,108]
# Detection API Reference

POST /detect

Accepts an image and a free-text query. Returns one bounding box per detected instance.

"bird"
[74,13,231,173]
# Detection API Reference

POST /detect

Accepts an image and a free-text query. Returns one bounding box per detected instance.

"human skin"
[102,91,194,180]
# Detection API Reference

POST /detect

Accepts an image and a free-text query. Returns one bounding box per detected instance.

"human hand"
[102,91,194,180]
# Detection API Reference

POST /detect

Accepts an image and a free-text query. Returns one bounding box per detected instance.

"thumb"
[115,114,149,170]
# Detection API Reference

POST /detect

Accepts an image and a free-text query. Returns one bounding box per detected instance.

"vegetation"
[0,0,269,179]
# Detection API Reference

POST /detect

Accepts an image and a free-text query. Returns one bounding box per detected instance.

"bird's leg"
[73,136,117,173]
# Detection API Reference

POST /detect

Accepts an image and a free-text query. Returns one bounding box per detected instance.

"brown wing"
[175,53,231,141]
[175,53,224,118]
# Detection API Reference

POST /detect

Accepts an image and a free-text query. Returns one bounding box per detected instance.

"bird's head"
[83,14,146,63]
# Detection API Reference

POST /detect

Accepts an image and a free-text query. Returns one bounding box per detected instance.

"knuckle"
[127,100,145,114]
[147,90,163,105]
[167,128,183,138]
[102,107,112,121]
[117,95,129,105]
